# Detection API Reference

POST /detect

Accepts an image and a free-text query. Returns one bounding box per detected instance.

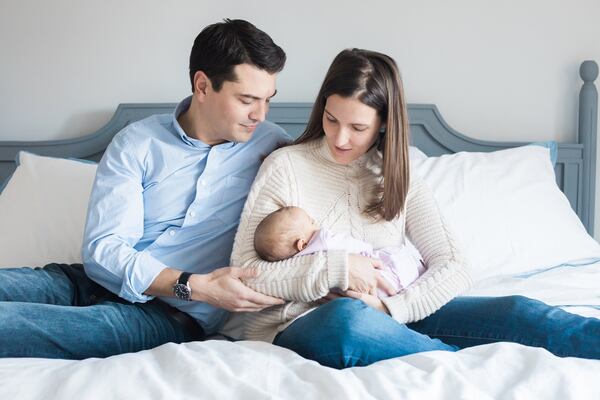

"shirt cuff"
[326,250,348,290]
[119,251,168,303]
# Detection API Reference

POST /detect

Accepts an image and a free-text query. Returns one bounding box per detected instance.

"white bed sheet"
[1,261,599,400]
[1,340,599,400]
[466,259,600,319]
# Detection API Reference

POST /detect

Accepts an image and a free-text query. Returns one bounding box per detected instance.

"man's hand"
[191,267,285,312]
[347,254,396,296]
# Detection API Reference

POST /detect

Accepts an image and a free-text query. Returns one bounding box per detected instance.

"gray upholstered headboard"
[0,61,597,234]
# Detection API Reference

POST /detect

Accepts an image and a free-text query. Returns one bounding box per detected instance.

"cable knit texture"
[230,137,472,342]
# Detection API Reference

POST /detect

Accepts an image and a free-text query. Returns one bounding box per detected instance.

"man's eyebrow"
[239,89,278,100]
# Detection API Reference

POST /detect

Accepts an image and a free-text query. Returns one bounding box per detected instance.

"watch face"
[174,283,191,301]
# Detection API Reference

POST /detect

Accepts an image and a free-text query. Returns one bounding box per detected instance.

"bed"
[0,61,599,399]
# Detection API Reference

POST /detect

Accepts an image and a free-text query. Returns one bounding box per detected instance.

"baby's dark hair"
[254,207,304,261]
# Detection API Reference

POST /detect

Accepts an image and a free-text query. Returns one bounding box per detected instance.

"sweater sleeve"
[381,173,473,323]
[230,151,349,302]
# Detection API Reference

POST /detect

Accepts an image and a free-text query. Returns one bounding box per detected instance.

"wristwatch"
[173,272,193,301]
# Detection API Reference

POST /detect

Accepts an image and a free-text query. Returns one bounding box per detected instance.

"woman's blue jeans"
[0,264,204,359]
[4,264,599,366]
[274,297,600,369]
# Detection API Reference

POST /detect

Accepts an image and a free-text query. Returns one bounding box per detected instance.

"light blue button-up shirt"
[82,96,290,334]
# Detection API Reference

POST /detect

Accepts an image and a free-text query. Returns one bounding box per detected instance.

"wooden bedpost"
[579,60,598,236]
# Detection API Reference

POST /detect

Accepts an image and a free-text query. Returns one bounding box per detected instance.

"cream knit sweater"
[230,137,472,342]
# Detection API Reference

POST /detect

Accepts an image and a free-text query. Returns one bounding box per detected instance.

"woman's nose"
[334,128,351,147]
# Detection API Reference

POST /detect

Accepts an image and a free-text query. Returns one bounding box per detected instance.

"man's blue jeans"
[274,297,600,369]
[0,264,204,359]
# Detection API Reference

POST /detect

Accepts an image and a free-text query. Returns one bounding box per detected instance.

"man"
[0,19,289,359]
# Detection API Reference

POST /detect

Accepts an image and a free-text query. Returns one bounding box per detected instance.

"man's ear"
[295,238,308,252]
[193,71,210,99]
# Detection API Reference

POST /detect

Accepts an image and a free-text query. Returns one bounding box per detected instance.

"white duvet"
[1,262,599,400]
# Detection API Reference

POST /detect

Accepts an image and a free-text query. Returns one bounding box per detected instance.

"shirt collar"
[172,96,237,151]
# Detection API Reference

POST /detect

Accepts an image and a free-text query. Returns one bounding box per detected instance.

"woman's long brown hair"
[294,49,410,221]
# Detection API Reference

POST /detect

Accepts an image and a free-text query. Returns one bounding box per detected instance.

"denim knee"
[313,298,383,368]
[494,295,538,314]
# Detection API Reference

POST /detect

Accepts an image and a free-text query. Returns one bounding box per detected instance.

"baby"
[254,206,425,297]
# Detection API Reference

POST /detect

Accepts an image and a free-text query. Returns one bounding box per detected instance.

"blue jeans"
[0,264,204,359]
[274,297,600,369]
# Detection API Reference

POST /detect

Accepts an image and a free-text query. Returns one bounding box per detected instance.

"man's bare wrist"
[189,273,209,302]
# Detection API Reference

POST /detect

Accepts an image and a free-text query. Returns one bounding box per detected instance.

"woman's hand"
[344,290,390,314]
[317,290,390,315]
[347,254,396,296]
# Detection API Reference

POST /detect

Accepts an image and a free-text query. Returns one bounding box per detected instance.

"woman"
[230,48,600,369]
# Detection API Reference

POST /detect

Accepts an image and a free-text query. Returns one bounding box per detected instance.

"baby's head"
[254,206,319,262]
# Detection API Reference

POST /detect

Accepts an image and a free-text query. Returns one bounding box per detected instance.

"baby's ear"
[295,238,307,252]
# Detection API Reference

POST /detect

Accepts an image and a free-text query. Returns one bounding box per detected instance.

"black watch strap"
[178,272,192,285]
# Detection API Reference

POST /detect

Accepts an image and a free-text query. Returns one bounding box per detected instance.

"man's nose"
[249,102,268,123]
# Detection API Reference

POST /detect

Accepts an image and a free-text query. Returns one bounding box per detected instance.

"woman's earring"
[377,131,386,151]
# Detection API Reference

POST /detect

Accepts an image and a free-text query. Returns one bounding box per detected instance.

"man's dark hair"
[189,19,286,92]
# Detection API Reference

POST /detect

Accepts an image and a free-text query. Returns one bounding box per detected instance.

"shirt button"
[169,230,175,236]
[200,180,207,187]
[189,211,196,217]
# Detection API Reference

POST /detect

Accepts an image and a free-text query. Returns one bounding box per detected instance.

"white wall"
[2,0,600,231]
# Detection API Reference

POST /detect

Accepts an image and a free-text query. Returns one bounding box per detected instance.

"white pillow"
[415,145,600,282]
[0,152,97,267]
[409,146,427,163]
